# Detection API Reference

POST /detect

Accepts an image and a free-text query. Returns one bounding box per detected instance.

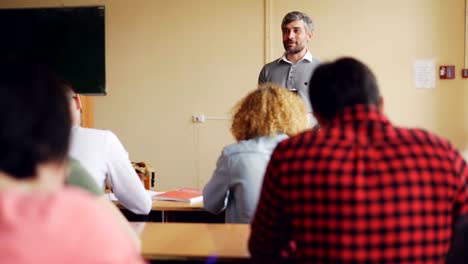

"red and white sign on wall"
[439,65,455,79]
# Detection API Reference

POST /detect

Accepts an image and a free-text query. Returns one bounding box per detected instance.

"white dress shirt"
[69,126,152,215]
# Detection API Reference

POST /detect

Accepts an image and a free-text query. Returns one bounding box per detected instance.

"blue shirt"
[203,134,288,223]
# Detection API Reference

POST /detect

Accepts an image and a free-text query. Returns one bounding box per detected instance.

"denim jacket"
[203,134,288,223]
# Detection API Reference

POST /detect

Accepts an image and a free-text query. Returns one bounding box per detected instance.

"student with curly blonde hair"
[203,84,308,223]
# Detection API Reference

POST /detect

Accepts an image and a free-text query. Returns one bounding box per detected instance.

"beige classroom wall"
[100,0,264,190]
[1,0,467,190]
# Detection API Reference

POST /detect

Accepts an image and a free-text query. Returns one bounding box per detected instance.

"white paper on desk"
[107,190,162,201]
[413,59,435,89]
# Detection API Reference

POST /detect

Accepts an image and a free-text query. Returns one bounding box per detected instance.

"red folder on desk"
[153,187,203,203]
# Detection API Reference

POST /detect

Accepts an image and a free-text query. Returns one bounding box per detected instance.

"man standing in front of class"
[258,11,320,125]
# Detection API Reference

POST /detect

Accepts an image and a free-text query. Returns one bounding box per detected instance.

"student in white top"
[66,86,152,215]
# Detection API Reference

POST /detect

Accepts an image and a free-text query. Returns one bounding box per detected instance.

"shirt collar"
[277,50,313,64]
[330,104,389,125]
[323,105,392,144]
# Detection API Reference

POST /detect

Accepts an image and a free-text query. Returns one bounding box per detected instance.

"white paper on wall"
[413,59,435,89]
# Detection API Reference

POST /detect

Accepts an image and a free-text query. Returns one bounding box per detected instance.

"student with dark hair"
[0,62,144,263]
[249,57,468,263]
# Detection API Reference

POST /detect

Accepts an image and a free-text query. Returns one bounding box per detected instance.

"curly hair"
[231,83,308,141]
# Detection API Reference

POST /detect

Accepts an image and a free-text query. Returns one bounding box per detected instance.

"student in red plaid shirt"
[249,57,468,263]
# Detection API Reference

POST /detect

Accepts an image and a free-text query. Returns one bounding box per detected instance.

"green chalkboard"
[0,6,106,94]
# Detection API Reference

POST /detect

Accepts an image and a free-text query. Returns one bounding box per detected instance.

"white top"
[278,49,313,64]
[69,126,152,215]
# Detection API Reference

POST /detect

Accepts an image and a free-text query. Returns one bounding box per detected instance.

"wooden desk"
[151,200,203,211]
[113,198,203,211]
[134,223,250,261]
[116,199,205,222]
[152,200,204,222]
[112,191,224,222]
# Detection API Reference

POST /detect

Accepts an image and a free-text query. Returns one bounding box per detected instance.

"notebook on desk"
[152,187,203,204]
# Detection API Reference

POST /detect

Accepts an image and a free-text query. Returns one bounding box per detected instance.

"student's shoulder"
[53,187,105,213]
[75,126,115,137]
[395,126,453,150]
[222,135,287,156]
[0,188,142,263]
[0,188,105,230]
[54,188,132,238]
[74,126,120,143]
[53,188,143,262]
[275,129,313,149]
[222,138,261,156]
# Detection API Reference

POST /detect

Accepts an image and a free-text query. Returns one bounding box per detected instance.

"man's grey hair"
[281,11,314,33]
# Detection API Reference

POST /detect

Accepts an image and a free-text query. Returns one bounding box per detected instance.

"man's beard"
[283,41,305,54]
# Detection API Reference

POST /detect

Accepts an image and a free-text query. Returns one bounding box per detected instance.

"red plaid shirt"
[249,104,468,263]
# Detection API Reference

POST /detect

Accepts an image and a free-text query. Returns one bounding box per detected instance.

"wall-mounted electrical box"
[439,65,455,79]
[462,69,468,78]
[192,114,205,123]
